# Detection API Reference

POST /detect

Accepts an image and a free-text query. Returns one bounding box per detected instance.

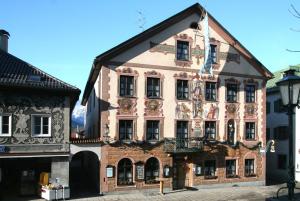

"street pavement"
[3,184,300,201]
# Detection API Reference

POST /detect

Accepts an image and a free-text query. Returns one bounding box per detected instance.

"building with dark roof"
[0,29,80,199]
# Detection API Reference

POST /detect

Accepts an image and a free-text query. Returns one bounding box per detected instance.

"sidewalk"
[3,184,300,201]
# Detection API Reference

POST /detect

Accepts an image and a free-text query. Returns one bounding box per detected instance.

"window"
[176,40,189,61]
[226,160,237,178]
[245,122,255,140]
[245,159,255,177]
[205,82,217,101]
[32,115,51,137]
[245,85,255,103]
[204,160,216,179]
[274,99,286,113]
[147,77,160,98]
[210,44,217,64]
[176,80,189,100]
[120,75,134,97]
[145,157,160,184]
[227,120,235,145]
[146,120,159,141]
[117,158,133,185]
[266,102,271,114]
[176,121,188,149]
[273,126,288,140]
[277,154,287,170]
[226,83,237,102]
[0,114,11,136]
[205,121,216,140]
[119,120,133,141]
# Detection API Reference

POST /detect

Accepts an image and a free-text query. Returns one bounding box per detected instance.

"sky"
[1,0,300,100]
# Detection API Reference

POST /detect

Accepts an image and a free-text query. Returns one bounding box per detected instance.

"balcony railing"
[164,137,204,153]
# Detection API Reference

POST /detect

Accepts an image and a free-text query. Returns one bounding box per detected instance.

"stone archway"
[69,151,100,198]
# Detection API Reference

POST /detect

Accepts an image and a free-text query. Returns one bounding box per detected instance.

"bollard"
[160,180,164,195]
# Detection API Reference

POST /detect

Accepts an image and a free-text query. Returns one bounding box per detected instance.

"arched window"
[227,119,235,145]
[117,158,133,185]
[145,157,160,184]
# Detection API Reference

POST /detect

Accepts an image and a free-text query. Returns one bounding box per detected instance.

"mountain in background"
[72,101,85,130]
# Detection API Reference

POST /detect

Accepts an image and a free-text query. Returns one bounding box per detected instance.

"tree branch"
[290,27,300,32]
[286,49,300,52]
[289,4,300,18]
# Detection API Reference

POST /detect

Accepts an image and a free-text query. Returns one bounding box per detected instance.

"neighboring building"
[82,3,272,193]
[266,65,300,183]
[0,30,80,197]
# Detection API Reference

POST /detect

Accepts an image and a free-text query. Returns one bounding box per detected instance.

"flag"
[199,12,213,75]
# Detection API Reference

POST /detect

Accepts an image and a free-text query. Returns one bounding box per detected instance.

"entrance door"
[227,119,235,145]
[173,159,189,189]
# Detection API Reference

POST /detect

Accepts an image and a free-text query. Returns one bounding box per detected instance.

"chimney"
[0,29,10,52]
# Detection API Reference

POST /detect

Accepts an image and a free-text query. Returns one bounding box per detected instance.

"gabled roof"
[0,49,80,93]
[82,3,273,105]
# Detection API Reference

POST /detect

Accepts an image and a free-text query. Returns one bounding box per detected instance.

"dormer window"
[210,44,217,64]
[176,40,189,61]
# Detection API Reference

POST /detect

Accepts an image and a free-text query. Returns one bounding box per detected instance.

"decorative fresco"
[149,40,241,64]
[225,103,240,119]
[244,104,258,118]
[192,78,204,118]
[176,103,191,119]
[0,94,65,144]
[117,98,137,116]
[144,99,163,117]
[204,103,219,119]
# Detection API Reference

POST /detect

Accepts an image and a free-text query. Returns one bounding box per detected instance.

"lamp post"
[276,69,300,200]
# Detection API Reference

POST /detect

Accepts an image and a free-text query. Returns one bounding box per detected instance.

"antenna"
[137,10,146,31]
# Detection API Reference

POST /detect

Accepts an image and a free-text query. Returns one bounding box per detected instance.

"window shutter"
[266,102,270,114]
[133,120,137,140]
[134,78,137,97]
[189,81,192,100]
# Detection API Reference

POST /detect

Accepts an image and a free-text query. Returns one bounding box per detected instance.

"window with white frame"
[32,115,51,137]
[0,114,12,136]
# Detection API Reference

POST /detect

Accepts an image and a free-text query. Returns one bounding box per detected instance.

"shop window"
[145,157,160,184]
[176,80,189,100]
[204,160,217,179]
[0,114,11,137]
[176,40,189,61]
[147,77,160,98]
[245,122,255,140]
[176,121,188,149]
[120,75,134,97]
[245,159,255,177]
[245,84,255,103]
[226,83,237,102]
[277,154,287,170]
[226,159,237,178]
[205,121,216,140]
[119,120,133,141]
[205,82,217,101]
[117,158,133,185]
[32,115,51,137]
[146,120,159,141]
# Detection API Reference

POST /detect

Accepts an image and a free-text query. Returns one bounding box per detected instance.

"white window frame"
[31,114,51,137]
[0,114,12,137]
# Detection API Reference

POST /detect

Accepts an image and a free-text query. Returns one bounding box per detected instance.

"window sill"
[146,97,163,100]
[225,175,239,179]
[174,59,192,67]
[245,174,256,178]
[147,140,160,145]
[0,134,11,137]
[118,96,137,99]
[205,99,218,103]
[176,98,191,102]
[32,135,51,138]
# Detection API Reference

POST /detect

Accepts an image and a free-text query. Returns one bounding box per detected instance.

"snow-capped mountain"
[72,101,85,129]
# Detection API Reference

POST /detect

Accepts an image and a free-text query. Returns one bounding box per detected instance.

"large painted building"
[82,3,272,193]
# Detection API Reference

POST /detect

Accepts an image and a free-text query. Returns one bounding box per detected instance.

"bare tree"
[287,4,300,52]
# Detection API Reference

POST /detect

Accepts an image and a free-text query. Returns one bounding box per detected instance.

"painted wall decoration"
[117,98,137,116]
[244,104,258,118]
[144,99,163,117]
[225,103,240,119]
[204,103,219,119]
[176,103,191,119]
[192,78,204,118]
[0,94,65,144]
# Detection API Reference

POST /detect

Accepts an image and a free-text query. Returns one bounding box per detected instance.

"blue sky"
[1,0,300,99]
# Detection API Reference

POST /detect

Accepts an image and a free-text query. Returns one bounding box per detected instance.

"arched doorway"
[69,151,100,198]
[227,119,235,145]
[145,157,160,184]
